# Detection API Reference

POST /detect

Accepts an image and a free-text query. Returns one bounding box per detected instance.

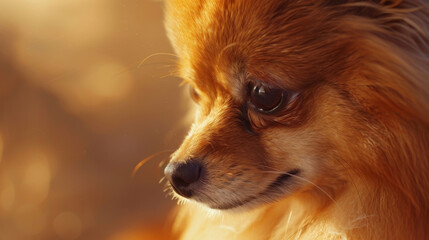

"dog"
[162,0,429,239]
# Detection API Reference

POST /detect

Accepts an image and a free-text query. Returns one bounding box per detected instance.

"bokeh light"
[0,0,187,239]
[0,175,15,212]
[20,149,52,206]
[53,211,82,240]
[0,135,3,164]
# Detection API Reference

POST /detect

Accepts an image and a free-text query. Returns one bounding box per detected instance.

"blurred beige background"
[0,0,187,239]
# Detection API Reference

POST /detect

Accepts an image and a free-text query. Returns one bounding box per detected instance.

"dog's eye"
[250,84,284,113]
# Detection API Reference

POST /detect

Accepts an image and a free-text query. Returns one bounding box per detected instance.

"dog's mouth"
[211,169,301,210]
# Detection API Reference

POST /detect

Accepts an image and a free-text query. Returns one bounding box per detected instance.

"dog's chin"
[178,169,301,211]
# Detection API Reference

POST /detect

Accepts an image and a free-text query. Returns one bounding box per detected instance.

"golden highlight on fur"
[163,0,429,239]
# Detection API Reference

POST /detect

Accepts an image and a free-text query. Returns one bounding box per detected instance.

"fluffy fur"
[163,0,429,239]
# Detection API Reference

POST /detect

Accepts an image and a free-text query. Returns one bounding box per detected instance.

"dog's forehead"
[166,0,247,94]
[166,0,335,96]
[168,1,279,87]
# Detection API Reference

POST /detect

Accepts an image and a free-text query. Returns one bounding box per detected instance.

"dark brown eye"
[250,84,284,113]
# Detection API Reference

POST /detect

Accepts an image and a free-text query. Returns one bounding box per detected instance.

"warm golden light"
[15,207,47,236]
[21,150,52,206]
[53,212,82,240]
[0,0,180,238]
[0,175,15,212]
[0,135,3,164]
[63,60,134,111]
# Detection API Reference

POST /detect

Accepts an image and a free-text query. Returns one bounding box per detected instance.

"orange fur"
[163,0,429,239]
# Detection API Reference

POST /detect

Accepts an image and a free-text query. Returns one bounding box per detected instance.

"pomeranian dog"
[162,0,429,239]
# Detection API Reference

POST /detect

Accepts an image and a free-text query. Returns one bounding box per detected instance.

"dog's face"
[163,0,418,210]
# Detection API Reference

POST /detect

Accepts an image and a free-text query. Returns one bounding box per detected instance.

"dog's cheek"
[259,86,358,180]
[261,127,326,176]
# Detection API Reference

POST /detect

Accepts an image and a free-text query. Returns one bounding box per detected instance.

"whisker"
[160,72,176,79]
[330,157,370,229]
[131,149,174,178]
[159,176,166,184]
[294,228,303,240]
[114,56,179,76]
[137,52,179,68]
[219,225,239,233]
[285,210,293,235]
[218,42,239,60]
[260,169,340,208]
[136,62,177,68]
[159,159,168,168]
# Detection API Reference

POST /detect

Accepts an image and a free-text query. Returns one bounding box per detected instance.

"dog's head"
[163,0,429,210]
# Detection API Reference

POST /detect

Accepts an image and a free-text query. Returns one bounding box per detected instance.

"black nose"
[164,161,202,198]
